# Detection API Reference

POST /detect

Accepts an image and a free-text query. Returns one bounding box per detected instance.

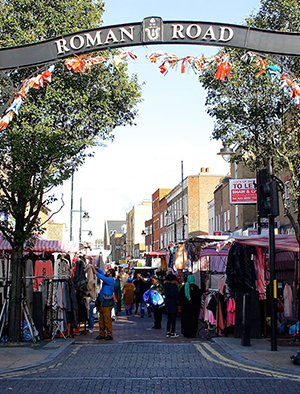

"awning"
[234,234,299,253]
[200,242,231,272]
[0,235,78,253]
[145,251,168,257]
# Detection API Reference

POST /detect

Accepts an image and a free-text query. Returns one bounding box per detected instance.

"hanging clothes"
[175,243,188,270]
[34,259,53,291]
[227,298,236,326]
[283,283,293,318]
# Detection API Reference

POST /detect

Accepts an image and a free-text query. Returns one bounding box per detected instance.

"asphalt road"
[0,313,299,393]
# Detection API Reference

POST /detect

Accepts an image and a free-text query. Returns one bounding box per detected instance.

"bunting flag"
[146,50,231,79]
[147,49,300,108]
[2,46,300,133]
[0,50,138,132]
[65,50,138,74]
[0,65,55,132]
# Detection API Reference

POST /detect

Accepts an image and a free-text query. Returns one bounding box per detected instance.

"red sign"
[213,231,222,235]
[229,178,257,204]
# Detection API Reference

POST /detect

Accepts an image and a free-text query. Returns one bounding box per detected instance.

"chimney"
[200,167,204,173]
[205,167,209,173]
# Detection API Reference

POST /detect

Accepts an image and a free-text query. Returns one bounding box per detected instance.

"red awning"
[0,234,78,253]
[146,251,168,257]
[234,234,299,253]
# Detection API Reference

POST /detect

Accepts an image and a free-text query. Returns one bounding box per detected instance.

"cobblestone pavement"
[0,312,299,393]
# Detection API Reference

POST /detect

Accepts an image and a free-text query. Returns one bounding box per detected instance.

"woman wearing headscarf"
[123,277,135,315]
[179,274,202,338]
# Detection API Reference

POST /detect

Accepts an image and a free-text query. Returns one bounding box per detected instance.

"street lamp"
[217,142,234,162]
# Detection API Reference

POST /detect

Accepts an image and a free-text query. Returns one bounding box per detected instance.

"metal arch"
[1,17,300,71]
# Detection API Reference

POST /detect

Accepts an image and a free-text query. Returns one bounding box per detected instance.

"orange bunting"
[255,58,268,76]
[65,55,86,73]
[215,55,231,81]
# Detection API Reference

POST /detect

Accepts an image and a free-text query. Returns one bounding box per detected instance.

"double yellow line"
[195,342,300,382]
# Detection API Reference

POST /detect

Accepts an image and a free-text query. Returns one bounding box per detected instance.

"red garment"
[227,298,236,326]
[34,260,53,290]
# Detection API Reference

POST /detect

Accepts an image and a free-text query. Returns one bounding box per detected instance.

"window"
[235,205,239,228]
[227,210,230,231]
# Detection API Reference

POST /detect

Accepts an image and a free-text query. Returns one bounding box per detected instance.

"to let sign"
[229,178,257,204]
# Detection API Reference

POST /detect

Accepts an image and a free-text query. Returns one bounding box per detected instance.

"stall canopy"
[145,251,168,257]
[234,234,299,253]
[0,234,78,253]
[200,242,231,272]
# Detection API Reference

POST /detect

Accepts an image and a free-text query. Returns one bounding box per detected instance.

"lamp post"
[218,143,251,346]
[70,197,90,242]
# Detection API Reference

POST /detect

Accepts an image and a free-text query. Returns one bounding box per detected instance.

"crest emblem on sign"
[143,17,163,42]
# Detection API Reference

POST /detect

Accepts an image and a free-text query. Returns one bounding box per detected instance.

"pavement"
[0,312,299,374]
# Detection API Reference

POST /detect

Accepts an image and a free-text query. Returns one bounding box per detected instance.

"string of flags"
[1,48,300,132]
[0,51,138,131]
[147,50,300,107]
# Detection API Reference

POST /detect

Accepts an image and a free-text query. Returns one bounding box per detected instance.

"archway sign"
[1,16,300,71]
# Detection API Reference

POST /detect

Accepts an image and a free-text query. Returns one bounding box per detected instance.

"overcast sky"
[50,0,261,243]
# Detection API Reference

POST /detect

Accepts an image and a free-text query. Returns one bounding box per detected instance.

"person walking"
[123,277,135,315]
[114,273,122,316]
[133,274,141,314]
[139,273,152,318]
[150,275,165,329]
[163,272,179,338]
[93,267,115,341]
[179,274,202,338]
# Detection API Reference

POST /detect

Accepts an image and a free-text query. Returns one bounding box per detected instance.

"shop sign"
[229,178,257,204]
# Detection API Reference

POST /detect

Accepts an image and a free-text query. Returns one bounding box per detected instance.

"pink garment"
[253,247,266,300]
[227,298,236,326]
[217,301,225,334]
[34,260,53,290]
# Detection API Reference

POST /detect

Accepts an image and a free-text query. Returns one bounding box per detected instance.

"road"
[0,313,299,393]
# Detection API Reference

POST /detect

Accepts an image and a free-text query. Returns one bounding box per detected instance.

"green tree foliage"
[0,0,142,341]
[199,0,300,240]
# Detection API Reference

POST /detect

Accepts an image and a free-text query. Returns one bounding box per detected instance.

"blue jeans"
[89,301,95,330]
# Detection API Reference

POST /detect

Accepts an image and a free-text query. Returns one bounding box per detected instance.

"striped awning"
[0,235,78,253]
[234,234,299,253]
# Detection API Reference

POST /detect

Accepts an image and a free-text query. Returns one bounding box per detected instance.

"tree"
[199,0,300,243]
[0,0,142,341]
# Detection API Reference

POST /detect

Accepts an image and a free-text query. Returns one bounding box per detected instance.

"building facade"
[126,200,152,258]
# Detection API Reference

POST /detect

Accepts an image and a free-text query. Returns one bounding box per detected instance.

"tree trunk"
[8,245,24,342]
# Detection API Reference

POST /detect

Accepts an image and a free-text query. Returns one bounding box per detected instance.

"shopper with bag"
[93,267,115,341]
[150,275,165,329]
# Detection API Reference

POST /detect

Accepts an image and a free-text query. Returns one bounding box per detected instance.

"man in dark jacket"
[150,275,165,329]
[163,273,179,337]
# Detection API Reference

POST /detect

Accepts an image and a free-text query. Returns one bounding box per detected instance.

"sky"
[50,0,262,243]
